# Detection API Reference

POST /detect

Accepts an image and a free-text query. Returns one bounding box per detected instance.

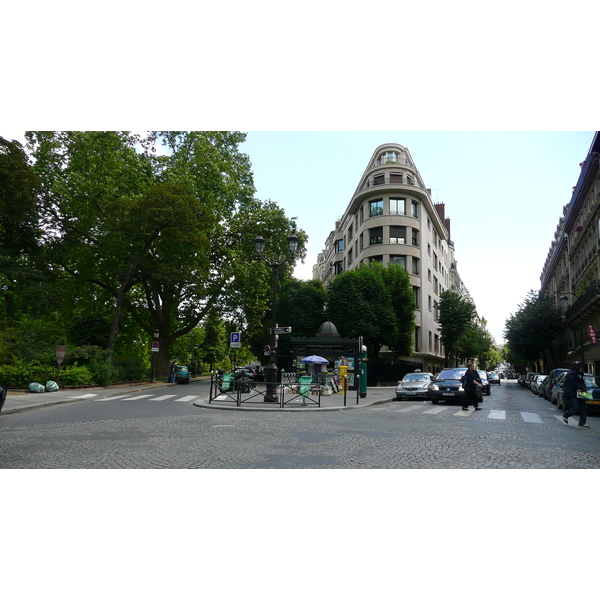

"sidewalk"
[0,380,177,415]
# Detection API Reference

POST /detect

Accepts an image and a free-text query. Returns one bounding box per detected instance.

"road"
[1,379,599,468]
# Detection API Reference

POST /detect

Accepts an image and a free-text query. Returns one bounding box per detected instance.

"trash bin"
[221,372,233,392]
[299,375,312,399]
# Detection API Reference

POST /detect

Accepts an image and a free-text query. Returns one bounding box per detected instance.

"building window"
[390,255,407,269]
[390,172,403,184]
[381,151,397,164]
[407,174,414,186]
[373,174,385,186]
[335,239,344,253]
[412,257,420,275]
[369,227,383,245]
[413,286,420,309]
[369,199,384,217]
[412,228,419,246]
[412,200,419,218]
[348,224,353,242]
[333,261,343,275]
[390,225,406,244]
[390,197,406,215]
[348,248,353,265]
[414,326,421,352]
[428,295,432,311]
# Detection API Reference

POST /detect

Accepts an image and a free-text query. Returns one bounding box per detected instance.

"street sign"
[230,332,241,348]
[589,325,597,344]
[151,341,160,353]
[273,326,292,334]
[55,345,67,365]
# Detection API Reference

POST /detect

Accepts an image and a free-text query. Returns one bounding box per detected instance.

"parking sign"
[230,332,241,348]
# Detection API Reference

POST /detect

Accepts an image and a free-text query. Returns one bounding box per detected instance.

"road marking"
[71,393,98,399]
[95,395,130,401]
[521,412,543,423]
[148,395,176,402]
[120,394,154,401]
[454,410,471,416]
[396,405,421,413]
[423,406,451,414]
[174,395,198,402]
[488,410,506,420]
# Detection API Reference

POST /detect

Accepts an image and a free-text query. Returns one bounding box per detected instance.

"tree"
[435,290,477,366]
[0,136,41,323]
[504,290,563,371]
[326,262,416,360]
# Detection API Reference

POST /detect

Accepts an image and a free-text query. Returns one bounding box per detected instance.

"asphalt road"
[1,379,599,468]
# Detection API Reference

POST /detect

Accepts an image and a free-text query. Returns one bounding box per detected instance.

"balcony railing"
[355,174,428,195]
[564,279,600,321]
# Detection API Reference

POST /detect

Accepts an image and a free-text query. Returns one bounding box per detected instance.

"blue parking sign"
[230,332,241,348]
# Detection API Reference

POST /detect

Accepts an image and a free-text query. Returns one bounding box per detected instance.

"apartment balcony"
[564,279,600,323]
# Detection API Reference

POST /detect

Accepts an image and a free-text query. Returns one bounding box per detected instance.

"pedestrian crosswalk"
[69,392,202,403]
[389,404,587,426]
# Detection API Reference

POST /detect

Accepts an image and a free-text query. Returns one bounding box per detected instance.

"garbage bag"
[45,381,59,392]
[28,382,46,393]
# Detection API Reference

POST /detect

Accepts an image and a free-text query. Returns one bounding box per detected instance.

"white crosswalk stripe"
[120,394,154,401]
[395,405,422,413]
[423,406,452,414]
[71,393,99,399]
[488,410,506,420]
[174,395,199,402]
[521,411,543,423]
[148,395,177,402]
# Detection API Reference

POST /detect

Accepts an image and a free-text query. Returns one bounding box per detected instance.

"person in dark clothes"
[462,363,483,411]
[563,361,590,428]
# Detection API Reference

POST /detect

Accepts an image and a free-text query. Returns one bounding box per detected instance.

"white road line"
[95,395,130,401]
[521,412,543,423]
[71,393,98,399]
[120,394,154,401]
[454,410,471,416]
[488,410,506,420]
[174,395,198,402]
[423,406,451,414]
[396,405,421,413]
[148,395,176,402]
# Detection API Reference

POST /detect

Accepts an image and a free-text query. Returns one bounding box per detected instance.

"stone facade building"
[312,143,471,375]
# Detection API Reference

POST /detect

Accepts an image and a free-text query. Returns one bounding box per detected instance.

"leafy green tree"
[435,290,477,366]
[504,290,563,371]
[0,136,41,323]
[326,262,415,360]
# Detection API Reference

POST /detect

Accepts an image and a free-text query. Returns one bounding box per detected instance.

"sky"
[240,131,595,344]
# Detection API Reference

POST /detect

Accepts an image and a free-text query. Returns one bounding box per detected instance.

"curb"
[193,397,395,412]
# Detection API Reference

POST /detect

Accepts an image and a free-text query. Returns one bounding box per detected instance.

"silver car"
[396,371,435,400]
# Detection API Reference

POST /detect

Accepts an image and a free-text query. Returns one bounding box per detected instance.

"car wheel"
[431,398,439,404]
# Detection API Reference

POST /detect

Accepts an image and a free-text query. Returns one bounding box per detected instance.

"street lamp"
[254,233,299,402]
[151,329,159,382]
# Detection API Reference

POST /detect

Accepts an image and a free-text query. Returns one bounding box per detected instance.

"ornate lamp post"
[254,233,299,402]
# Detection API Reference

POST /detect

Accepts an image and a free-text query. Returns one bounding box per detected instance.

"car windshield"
[436,369,466,380]
[584,376,599,388]
[402,374,429,382]
[477,371,488,380]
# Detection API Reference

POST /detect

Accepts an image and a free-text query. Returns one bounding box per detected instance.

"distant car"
[477,371,491,396]
[525,373,542,389]
[395,371,435,400]
[488,372,501,385]
[551,372,567,405]
[175,365,190,384]
[234,367,256,392]
[531,374,547,395]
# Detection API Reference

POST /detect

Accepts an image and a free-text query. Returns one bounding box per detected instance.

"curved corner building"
[313,143,461,374]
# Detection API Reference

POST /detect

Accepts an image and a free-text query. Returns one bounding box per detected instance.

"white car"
[396,371,435,400]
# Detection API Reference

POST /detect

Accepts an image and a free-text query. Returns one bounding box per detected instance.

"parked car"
[0,383,5,413]
[550,372,567,405]
[395,371,435,400]
[488,372,501,385]
[477,371,491,396]
[531,374,547,395]
[541,368,569,400]
[234,367,257,392]
[525,372,542,389]
[174,365,190,384]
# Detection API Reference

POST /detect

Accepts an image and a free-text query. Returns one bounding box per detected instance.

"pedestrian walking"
[462,363,483,411]
[563,361,590,427]
[169,361,177,383]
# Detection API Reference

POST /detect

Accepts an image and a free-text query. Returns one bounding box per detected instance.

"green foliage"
[326,262,416,359]
[435,290,477,366]
[504,290,563,369]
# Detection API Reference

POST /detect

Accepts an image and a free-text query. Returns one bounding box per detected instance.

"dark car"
[488,372,501,385]
[174,365,190,384]
[557,374,600,411]
[429,367,468,404]
[477,371,491,396]
[234,367,256,392]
